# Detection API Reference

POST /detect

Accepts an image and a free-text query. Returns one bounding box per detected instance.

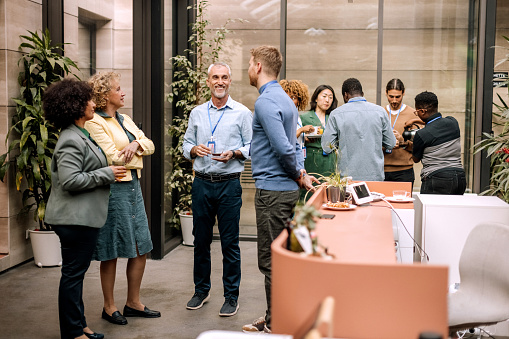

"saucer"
[386,196,415,203]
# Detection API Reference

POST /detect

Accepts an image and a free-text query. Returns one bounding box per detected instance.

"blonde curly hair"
[279,79,310,111]
[88,71,121,111]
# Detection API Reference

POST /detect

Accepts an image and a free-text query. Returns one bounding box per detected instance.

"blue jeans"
[191,177,242,299]
[421,168,466,195]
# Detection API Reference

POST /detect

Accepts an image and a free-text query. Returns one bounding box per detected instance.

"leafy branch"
[0,29,80,229]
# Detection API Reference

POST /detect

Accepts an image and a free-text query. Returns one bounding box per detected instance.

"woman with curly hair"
[44,78,126,339]
[279,79,314,150]
[85,72,159,326]
[300,84,338,177]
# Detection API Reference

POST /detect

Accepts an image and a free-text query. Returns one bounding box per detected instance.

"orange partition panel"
[272,235,448,339]
[271,181,448,338]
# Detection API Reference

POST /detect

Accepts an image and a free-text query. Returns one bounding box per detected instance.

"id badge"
[302,146,307,159]
[207,140,216,154]
[322,150,328,156]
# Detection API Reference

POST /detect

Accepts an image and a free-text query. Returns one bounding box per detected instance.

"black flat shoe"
[102,308,128,325]
[84,332,105,339]
[123,305,161,318]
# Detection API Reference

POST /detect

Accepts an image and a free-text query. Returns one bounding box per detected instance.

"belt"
[195,171,241,182]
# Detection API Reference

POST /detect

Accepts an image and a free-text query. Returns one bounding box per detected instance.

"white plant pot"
[29,230,62,268]
[179,213,194,246]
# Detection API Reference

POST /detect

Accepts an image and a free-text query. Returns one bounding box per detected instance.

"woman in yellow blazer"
[85,72,160,325]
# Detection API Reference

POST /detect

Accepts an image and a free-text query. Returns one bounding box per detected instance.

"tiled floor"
[0,241,266,339]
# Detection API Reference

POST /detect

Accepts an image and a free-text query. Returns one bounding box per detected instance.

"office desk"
[413,193,509,284]
[272,183,448,339]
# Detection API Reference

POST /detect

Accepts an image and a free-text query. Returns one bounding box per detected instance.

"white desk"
[413,193,509,284]
[392,208,415,263]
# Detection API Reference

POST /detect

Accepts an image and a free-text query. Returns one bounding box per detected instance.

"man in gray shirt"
[321,78,396,181]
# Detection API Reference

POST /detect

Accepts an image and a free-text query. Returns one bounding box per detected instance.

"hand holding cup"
[110,160,127,182]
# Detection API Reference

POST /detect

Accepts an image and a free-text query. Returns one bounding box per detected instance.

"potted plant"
[287,204,334,259]
[306,145,350,203]
[165,0,239,245]
[0,29,80,266]
[474,35,509,203]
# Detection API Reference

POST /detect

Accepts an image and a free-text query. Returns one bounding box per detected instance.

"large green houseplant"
[474,36,509,203]
[166,0,239,230]
[0,29,80,230]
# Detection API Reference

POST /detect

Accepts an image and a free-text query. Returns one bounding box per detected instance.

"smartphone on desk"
[320,214,335,219]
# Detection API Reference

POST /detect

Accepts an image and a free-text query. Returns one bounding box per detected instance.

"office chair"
[448,222,509,336]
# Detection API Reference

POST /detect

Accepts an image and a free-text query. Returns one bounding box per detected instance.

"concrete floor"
[0,241,266,339]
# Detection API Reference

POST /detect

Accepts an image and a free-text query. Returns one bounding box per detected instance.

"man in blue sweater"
[242,45,319,333]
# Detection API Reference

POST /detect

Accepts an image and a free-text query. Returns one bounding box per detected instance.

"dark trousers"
[255,188,299,328]
[192,177,242,299]
[384,167,415,191]
[421,168,466,195]
[52,225,99,339]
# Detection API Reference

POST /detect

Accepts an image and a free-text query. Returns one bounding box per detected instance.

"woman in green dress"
[300,84,338,177]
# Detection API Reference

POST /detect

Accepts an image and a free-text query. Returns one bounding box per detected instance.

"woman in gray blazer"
[44,79,126,339]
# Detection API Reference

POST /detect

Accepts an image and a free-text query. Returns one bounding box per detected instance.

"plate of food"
[385,196,415,203]
[306,126,324,138]
[322,202,357,211]
[370,192,385,202]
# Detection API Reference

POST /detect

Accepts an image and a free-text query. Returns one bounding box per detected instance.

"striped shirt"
[412,112,463,179]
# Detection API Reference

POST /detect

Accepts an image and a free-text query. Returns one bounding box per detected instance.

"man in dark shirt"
[412,91,466,194]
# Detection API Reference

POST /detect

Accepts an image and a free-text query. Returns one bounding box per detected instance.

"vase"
[179,213,194,246]
[327,186,346,203]
[28,230,62,268]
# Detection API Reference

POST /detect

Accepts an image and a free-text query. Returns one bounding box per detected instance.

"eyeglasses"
[414,108,427,116]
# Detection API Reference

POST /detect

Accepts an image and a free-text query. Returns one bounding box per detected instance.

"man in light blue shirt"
[182,62,252,317]
[321,78,396,181]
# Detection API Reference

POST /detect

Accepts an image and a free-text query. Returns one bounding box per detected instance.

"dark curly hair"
[43,78,93,130]
[414,91,438,111]
[310,84,338,115]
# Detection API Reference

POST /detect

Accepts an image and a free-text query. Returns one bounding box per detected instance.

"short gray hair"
[207,62,232,77]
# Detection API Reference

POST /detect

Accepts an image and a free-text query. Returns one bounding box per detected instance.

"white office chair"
[449,222,509,335]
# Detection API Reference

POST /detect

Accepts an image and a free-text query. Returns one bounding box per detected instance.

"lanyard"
[207,102,227,136]
[427,116,442,124]
[347,97,367,103]
[387,104,404,130]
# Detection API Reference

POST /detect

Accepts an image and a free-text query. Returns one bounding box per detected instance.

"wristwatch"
[230,150,236,159]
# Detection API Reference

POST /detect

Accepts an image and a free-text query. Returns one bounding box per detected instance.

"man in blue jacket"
[243,45,319,333]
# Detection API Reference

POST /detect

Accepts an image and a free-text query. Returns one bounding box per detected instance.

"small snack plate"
[370,192,385,202]
[322,203,357,211]
[307,126,323,138]
[385,196,415,203]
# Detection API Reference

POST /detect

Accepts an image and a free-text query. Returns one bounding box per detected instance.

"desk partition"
[271,182,448,339]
